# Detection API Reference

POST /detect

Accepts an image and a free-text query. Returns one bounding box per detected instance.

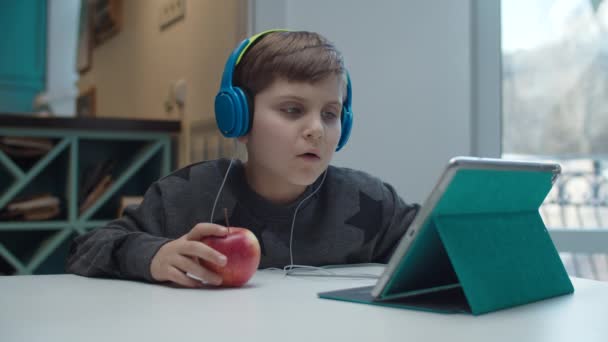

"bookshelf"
[0,114,180,275]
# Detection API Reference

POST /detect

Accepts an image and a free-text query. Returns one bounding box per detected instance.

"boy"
[66,30,419,288]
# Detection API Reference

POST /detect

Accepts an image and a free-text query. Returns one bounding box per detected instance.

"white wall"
[45,0,80,116]
[78,0,244,122]
[77,0,245,165]
[251,0,501,203]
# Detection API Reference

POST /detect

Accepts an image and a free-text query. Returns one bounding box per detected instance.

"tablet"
[370,156,561,300]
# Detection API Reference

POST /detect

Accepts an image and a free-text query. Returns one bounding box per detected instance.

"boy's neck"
[243,161,307,205]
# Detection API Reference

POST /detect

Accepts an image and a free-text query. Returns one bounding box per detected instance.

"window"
[502,0,608,281]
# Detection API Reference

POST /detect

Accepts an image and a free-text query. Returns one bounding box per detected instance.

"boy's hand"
[150,223,228,287]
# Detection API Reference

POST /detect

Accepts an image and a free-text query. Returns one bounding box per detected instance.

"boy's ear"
[237,135,249,144]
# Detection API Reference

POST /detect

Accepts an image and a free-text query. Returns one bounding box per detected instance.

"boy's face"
[240,74,344,190]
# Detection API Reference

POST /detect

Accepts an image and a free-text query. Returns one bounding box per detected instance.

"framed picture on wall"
[76,87,97,118]
[93,0,122,46]
[76,0,93,74]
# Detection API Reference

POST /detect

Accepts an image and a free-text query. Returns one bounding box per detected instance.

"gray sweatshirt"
[66,159,419,282]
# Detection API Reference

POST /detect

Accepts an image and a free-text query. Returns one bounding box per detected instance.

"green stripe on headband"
[235,29,290,65]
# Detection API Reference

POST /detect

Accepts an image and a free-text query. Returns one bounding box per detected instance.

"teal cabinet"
[0,0,47,113]
[0,115,180,274]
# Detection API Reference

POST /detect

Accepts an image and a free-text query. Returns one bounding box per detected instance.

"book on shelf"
[22,205,61,221]
[7,195,60,212]
[1,137,54,150]
[118,196,143,217]
[79,175,113,215]
[0,193,61,221]
[79,159,116,205]
[0,136,55,158]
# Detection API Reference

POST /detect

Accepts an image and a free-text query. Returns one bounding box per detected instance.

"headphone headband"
[220,29,289,90]
[215,29,354,151]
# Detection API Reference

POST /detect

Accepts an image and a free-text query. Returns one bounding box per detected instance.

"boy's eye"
[322,111,339,121]
[281,106,302,115]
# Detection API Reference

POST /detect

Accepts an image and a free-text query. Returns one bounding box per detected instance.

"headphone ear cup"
[336,107,353,151]
[233,87,251,136]
[215,89,240,138]
[215,86,251,137]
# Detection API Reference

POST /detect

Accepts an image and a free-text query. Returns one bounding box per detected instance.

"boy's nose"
[304,116,324,140]
[306,129,322,140]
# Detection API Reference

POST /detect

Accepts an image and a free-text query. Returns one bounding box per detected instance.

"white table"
[1,266,608,342]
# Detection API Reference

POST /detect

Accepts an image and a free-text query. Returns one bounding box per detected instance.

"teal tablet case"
[319,168,574,315]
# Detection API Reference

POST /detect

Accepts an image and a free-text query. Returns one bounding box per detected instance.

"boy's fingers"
[187,223,228,241]
[167,266,202,288]
[180,240,227,267]
[174,255,222,286]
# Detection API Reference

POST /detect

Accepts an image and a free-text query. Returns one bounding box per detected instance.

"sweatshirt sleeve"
[65,182,172,282]
[371,182,420,263]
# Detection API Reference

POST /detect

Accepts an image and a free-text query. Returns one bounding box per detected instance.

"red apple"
[200,227,261,287]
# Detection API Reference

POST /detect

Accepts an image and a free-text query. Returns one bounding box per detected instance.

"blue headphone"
[214,29,353,151]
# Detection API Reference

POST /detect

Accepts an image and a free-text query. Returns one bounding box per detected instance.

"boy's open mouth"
[298,152,320,160]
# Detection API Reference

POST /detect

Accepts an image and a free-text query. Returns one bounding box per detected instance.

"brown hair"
[233,31,346,99]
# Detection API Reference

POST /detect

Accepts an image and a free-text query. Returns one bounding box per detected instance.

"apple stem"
[224,208,230,233]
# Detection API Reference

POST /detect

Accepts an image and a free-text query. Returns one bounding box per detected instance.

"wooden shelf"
[0,113,180,133]
[0,116,179,275]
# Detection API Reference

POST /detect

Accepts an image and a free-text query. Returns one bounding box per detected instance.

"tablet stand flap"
[433,212,574,315]
[318,283,470,314]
